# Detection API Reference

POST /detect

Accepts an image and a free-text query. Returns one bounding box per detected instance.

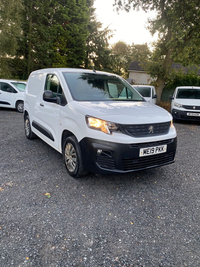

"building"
[127,61,200,85]
[127,61,152,85]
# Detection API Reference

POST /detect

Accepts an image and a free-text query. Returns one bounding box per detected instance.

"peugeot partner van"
[0,79,26,112]
[24,68,177,178]
[133,85,157,104]
[170,86,200,121]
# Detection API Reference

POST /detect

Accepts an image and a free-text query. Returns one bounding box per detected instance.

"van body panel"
[132,85,157,104]
[171,86,200,121]
[70,101,171,124]
[24,68,177,176]
[0,79,26,111]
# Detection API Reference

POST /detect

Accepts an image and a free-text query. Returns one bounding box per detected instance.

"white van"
[24,68,177,178]
[170,86,200,121]
[0,79,26,112]
[132,85,157,104]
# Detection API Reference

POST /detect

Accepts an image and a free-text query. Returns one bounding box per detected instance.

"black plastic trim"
[32,121,54,141]
[0,101,10,105]
[79,137,177,174]
[172,108,200,121]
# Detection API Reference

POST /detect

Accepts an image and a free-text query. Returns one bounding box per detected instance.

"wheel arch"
[61,130,77,153]
[24,110,28,119]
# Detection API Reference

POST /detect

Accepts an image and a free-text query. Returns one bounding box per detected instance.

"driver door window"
[44,74,67,106]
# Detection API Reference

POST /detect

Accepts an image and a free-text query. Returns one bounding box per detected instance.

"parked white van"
[170,86,200,121]
[132,85,157,104]
[0,79,26,112]
[24,68,177,178]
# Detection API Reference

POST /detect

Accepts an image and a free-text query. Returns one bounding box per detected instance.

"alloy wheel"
[65,143,77,172]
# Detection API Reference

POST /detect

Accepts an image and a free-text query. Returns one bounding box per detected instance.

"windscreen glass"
[63,72,144,102]
[135,87,151,97]
[11,82,26,92]
[176,88,200,99]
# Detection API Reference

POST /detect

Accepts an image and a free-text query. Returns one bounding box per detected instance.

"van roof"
[133,85,155,88]
[30,68,117,77]
[0,79,26,83]
[176,86,200,90]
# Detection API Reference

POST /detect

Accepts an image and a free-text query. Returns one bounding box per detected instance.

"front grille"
[123,122,171,137]
[96,152,115,170]
[122,151,175,171]
[130,139,173,148]
[182,105,200,110]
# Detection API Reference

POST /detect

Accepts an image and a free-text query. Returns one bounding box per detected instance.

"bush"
[161,68,200,102]
[165,69,200,90]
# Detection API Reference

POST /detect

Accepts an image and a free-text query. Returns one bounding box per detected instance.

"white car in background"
[133,85,157,104]
[170,86,200,121]
[0,79,26,113]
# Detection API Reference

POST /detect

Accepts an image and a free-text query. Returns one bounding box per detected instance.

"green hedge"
[161,69,200,101]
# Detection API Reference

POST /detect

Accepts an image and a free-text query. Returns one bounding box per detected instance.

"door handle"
[40,103,44,107]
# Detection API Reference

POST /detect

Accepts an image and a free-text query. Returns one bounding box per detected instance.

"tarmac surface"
[0,108,199,267]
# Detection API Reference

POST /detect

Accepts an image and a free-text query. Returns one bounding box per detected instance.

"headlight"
[174,102,182,108]
[86,116,119,134]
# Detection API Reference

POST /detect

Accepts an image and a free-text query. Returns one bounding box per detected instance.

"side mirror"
[43,90,59,104]
[152,94,157,99]
[169,95,174,100]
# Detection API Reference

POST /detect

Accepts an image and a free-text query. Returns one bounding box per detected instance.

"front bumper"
[79,137,177,174]
[172,108,200,121]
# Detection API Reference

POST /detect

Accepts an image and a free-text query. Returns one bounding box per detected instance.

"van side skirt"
[32,121,54,141]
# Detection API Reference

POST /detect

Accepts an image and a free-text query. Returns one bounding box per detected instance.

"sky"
[93,0,158,47]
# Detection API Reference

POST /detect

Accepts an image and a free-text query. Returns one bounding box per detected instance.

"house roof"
[171,63,200,75]
[128,61,145,71]
[128,61,200,75]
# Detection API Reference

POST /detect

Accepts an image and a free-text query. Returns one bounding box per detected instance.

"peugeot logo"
[148,126,154,134]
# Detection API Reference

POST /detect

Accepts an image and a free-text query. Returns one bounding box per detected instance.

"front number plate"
[187,112,200,117]
[139,145,167,157]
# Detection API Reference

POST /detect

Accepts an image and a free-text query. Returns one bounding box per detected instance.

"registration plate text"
[139,145,167,157]
[187,113,200,117]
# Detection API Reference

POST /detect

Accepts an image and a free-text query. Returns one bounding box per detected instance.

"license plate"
[187,112,200,117]
[139,145,167,157]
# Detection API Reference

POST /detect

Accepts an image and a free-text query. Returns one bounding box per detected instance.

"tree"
[130,43,151,62]
[0,0,23,77]
[110,42,151,77]
[17,0,56,79]
[84,1,113,71]
[111,41,131,77]
[52,0,90,68]
[114,0,200,103]
[14,0,90,79]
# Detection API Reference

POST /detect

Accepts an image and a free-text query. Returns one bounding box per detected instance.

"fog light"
[97,149,102,154]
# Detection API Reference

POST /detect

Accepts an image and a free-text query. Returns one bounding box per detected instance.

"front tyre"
[24,114,37,139]
[63,136,86,178]
[16,101,24,113]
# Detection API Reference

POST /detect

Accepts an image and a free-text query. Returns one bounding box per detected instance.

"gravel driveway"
[0,108,199,267]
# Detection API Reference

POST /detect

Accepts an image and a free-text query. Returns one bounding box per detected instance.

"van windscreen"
[62,72,144,102]
[135,87,151,97]
[176,88,200,99]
